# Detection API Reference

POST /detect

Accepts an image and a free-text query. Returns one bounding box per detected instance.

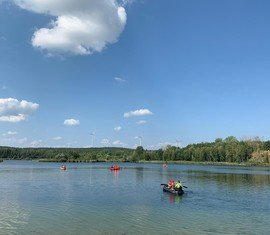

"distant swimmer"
[60,165,67,171]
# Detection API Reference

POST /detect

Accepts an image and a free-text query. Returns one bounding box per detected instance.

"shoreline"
[2,158,269,167]
[34,159,270,167]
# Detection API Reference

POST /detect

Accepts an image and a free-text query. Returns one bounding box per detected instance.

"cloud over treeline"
[0,98,39,122]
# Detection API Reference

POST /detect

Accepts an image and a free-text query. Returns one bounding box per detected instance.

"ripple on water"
[0,201,30,235]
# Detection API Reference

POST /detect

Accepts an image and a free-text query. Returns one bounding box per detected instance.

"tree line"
[0,136,270,164]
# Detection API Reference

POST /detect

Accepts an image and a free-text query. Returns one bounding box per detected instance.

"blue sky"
[1,0,270,148]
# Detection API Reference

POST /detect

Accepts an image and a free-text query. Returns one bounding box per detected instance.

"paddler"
[174,180,183,191]
[168,179,175,189]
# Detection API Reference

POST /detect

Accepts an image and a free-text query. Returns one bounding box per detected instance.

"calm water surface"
[0,160,269,235]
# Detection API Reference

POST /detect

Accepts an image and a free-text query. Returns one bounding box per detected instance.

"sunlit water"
[0,160,269,235]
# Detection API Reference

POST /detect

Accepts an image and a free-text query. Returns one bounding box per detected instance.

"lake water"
[0,160,269,235]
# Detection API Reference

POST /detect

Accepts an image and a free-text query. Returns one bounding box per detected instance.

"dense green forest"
[0,136,270,165]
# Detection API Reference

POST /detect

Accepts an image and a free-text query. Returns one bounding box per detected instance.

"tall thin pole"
[91,133,95,147]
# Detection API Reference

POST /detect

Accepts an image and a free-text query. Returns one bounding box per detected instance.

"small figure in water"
[174,180,183,191]
[60,165,67,170]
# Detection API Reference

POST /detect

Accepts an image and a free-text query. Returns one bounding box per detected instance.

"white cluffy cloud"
[0,136,28,147]
[124,109,153,118]
[114,126,122,131]
[113,140,124,145]
[53,136,62,140]
[30,139,42,147]
[0,98,39,122]
[156,141,181,149]
[2,131,18,136]
[121,0,134,5]
[136,120,146,125]
[64,118,80,126]
[114,77,126,82]
[13,0,127,55]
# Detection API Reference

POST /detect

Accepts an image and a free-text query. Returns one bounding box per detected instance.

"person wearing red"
[168,179,175,189]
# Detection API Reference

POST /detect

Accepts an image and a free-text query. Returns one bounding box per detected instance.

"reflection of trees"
[156,166,167,181]
[135,167,144,184]
[216,173,270,188]
[186,170,270,190]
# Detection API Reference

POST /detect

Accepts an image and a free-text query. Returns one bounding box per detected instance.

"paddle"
[160,183,188,188]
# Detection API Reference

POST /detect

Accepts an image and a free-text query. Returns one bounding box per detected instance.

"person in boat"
[60,165,66,170]
[174,180,183,191]
[111,164,120,170]
[168,179,175,189]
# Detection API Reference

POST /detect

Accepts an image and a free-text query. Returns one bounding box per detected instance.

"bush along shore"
[0,136,270,166]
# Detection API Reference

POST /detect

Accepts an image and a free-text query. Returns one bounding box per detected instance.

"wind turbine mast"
[90,132,95,147]
[139,136,142,146]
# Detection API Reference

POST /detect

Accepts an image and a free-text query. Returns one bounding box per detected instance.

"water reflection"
[220,173,270,187]
[161,191,183,204]
[169,194,183,204]
[111,169,119,179]
[135,167,144,184]
[185,170,270,188]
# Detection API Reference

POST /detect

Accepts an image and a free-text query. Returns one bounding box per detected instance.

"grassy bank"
[36,158,130,163]
[36,158,102,163]
[34,158,270,167]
